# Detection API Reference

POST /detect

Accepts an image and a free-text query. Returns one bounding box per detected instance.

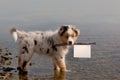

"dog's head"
[58,25,80,45]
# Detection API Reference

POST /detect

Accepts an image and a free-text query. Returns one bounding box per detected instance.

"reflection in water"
[54,71,66,80]
[19,73,28,80]
[18,70,66,80]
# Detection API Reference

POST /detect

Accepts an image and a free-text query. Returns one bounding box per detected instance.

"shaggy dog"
[10,25,80,73]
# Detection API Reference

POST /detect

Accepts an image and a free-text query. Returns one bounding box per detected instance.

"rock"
[1,55,12,61]
[15,56,18,58]
[9,52,12,55]
[0,48,17,79]
[0,58,5,64]
[3,67,15,72]
[0,72,10,79]
[5,53,9,56]
[6,61,12,65]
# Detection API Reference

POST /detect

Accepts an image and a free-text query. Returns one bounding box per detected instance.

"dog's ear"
[58,26,68,36]
[72,26,80,36]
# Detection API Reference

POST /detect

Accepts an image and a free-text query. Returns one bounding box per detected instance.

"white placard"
[74,45,91,58]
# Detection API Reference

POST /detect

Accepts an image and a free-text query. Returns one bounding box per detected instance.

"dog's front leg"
[52,57,60,71]
[52,55,66,72]
[58,59,66,72]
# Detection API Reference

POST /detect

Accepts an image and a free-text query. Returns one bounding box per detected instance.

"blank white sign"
[74,45,91,58]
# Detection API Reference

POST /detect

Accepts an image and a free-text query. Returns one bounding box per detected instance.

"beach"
[0,25,120,80]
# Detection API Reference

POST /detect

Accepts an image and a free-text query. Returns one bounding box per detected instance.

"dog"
[10,25,80,73]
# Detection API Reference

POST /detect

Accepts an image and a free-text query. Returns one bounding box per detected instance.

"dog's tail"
[10,28,18,42]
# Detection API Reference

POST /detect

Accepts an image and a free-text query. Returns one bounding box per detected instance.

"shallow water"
[1,25,120,80]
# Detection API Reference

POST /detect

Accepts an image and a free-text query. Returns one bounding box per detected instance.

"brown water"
[0,25,120,80]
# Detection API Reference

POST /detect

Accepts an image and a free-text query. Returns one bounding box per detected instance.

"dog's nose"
[68,41,72,45]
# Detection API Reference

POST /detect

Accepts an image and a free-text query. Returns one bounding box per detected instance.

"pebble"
[0,48,16,79]
[0,72,10,79]
[1,55,12,61]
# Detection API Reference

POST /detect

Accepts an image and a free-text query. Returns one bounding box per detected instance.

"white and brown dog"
[10,25,80,73]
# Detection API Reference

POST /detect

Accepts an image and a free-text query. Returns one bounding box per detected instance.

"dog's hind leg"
[18,44,33,73]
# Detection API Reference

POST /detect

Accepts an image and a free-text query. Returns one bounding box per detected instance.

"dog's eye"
[71,34,75,37]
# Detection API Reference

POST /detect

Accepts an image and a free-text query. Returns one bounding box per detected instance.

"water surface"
[0,24,120,80]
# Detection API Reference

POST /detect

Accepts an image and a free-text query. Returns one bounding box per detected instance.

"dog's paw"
[17,67,28,74]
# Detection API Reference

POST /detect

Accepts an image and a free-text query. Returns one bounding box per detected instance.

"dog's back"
[10,28,61,55]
